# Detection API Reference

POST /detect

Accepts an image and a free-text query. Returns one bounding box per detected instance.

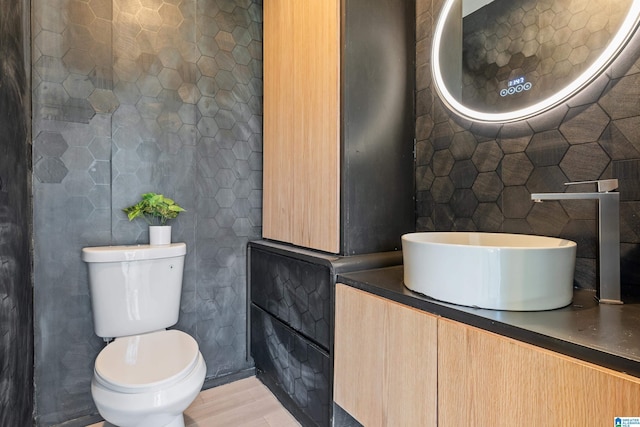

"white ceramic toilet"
[81,243,206,427]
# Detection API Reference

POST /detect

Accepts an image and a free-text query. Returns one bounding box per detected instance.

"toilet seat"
[94,329,199,394]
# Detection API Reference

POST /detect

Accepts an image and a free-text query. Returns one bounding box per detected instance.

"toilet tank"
[81,243,187,338]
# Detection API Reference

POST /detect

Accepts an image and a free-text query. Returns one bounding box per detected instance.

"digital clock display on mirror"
[500,76,532,97]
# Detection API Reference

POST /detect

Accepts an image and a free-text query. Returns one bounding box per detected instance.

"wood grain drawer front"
[263,0,341,253]
[438,318,640,427]
[334,284,438,427]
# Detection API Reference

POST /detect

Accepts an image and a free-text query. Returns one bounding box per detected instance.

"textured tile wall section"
[417,0,640,293]
[31,0,262,425]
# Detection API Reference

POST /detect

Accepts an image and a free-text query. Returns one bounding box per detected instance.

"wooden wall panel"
[334,285,438,426]
[263,0,340,253]
[438,318,640,426]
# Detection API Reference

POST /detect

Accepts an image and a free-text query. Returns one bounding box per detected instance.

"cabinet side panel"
[438,318,640,426]
[341,0,416,255]
[334,285,437,426]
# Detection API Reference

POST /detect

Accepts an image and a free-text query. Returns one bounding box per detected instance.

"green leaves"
[122,192,186,225]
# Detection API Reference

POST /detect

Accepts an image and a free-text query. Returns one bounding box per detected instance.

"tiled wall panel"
[31,0,262,424]
[417,0,640,293]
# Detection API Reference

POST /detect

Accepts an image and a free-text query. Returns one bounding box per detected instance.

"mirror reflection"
[433,0,639,122]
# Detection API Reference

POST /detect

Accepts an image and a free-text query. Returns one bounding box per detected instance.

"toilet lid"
[94,329,200,393]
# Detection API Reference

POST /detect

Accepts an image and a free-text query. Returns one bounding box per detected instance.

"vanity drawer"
[250,248,331,350]
[251,304,331,427]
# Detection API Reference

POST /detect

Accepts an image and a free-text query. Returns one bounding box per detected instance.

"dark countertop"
[338,265,640,378]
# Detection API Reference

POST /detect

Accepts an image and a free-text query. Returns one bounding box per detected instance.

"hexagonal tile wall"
[417,0,640,295]
[32,0,262,425]
[461,0,631,112]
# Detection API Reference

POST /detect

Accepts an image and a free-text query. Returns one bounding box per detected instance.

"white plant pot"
[149,225,172,245]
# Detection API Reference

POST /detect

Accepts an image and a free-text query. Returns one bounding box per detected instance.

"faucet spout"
[530,180,622,304]
[530,192,606,201]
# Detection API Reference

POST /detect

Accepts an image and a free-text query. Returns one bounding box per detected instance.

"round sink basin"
[402,232,577,311]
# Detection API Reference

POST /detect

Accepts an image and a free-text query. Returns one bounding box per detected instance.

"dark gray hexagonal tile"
[34,56,68,83]
[113,148,142,174]
[527,201,569,236]
[157,111,182,133]
[502,185,532,219]
[63,170,95,196]
[432,149,454,176]
[60,98,96,124]
[35,157,69,183]
[450,131,477,160]
[62,146,94,170]
[112,125,143,150]
[525,129,569,167]
[63,73,95,99]
[88,160,110,185]
[472,140,502,172]
[197,116,219,138]
[501,152,533,185]
[598,122,640,160]
[88,185,111,209]
[472,171,503,202]
[35,131,69,157]
[197,76,217,98]
[214,30,235,52]
[88,136,111,160]
[214,207,236,227]
[158,67,183,90]
[431,176,455,203]
[450,159,478,188]
[88,89,119,113]
[526,165,568,193]
[472,202,502,232]
[136,74,163,97]
[450,188,478,218]
[559,104,610,144]
[560,143,610,181]
[599,73,640,120]
[34,30,68,60]
[430,121,454,150]
[214,168,236,188]
[177,83,201,105]
[214,109,236,130]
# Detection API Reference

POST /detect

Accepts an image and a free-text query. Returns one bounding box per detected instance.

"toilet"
[81,243,206,427]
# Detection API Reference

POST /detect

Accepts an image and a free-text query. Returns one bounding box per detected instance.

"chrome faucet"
[531,179,622,304]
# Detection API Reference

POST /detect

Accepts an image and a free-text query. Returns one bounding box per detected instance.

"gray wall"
[32,0,262,425]
[417,0,640,293]
[0,0,33,424]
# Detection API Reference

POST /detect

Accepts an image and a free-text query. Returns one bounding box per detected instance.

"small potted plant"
[123,192,186,245]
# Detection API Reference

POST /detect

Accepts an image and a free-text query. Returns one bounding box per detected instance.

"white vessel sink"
[402,232,577,311]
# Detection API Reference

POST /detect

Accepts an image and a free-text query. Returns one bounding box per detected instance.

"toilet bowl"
[81,243,206,427]
[90,330,206,427]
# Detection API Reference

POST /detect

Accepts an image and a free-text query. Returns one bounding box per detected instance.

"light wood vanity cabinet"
[263,0,415,255]
[334,285,640,426]
[439,318,640,426]
[334,284,438,426]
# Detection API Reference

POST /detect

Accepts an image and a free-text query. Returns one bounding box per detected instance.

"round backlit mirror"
[432,0,640,123]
